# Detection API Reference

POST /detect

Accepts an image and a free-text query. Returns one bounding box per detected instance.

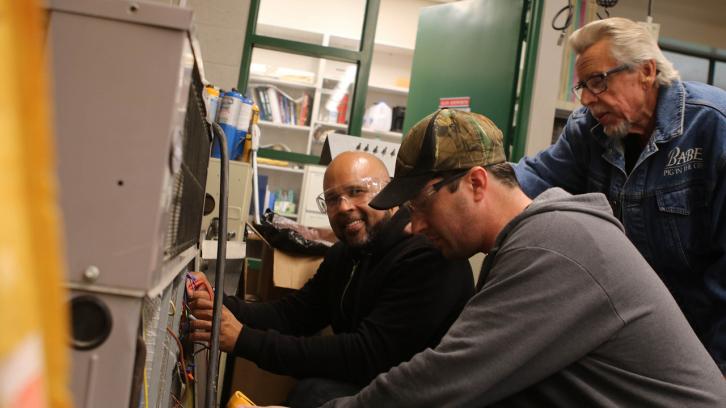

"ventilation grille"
[164,65,211,258]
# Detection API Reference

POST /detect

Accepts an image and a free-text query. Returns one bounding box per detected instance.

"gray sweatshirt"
[324,188,726,407]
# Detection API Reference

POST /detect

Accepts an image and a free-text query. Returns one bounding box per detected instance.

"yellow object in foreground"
[0,0,70,407]
[227,390,257,407]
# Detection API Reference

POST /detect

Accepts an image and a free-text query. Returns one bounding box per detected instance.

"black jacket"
[224,210,474,384]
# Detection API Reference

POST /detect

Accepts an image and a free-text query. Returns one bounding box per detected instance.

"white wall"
[188,0,251,90]
[257,0,434,48]
[524,0,566,157]
[377,0,437,49]
[610,0,726,50]
[257,0,366,42]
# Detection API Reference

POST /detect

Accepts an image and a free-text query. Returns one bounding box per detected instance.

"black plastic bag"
[251,210,334,256]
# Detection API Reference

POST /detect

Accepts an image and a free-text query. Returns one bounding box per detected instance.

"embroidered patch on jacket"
[663,147,704,176]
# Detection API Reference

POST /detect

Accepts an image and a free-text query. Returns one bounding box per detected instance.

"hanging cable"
[206,122,228,408]
[552,0,573,45]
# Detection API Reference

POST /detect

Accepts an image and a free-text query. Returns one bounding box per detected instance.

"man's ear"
[469,167,487,202]
[641,59,657,86]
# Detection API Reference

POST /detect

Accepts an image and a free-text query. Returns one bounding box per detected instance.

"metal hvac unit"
[47,1,210,407]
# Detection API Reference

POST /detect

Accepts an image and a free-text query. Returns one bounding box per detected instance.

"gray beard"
[603,120,631,139]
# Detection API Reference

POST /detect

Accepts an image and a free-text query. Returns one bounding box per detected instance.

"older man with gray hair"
[515,17,726,374]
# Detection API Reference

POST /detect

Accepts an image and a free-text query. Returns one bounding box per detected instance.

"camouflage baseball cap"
[369,108,505,210]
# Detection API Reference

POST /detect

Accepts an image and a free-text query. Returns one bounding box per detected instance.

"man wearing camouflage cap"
[322,108,726,407]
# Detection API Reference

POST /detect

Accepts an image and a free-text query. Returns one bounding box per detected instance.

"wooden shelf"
[319,80,407,96]
[257,148,320,165]
[315,121,401,140]
[362,128,403,140]
[373,41,414,56]
[328,34,414,56]
[315,121,347,130]
[258,120,311,131]
[367,83,408,95]
[249,75,316,90]
[257,163,305,174]
[255,23,324,46]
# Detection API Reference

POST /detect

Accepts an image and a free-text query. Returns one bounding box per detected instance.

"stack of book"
[248,85,312,126]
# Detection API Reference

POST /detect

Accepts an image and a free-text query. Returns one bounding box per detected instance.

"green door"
[404,0,527,156]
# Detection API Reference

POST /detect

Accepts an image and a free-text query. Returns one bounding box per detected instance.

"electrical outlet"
[638,21,660,41]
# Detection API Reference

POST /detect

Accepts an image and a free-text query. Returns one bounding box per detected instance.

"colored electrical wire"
[169,299,177,316]
[170,392,184,408]
[195,279,214,300]
[186,272,215,301]
[166,326,191,387]
[193,341,210,354]
[142,318,149,408]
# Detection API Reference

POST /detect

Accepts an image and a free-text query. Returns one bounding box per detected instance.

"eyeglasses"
[403,170,468,214]
[572,64,630,101]
[316,177,387,213]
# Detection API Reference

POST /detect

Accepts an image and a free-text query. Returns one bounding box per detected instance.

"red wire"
[193,279,214,300]
[169,392,183,408]
[166,327,191,385]
[186,274,214,300]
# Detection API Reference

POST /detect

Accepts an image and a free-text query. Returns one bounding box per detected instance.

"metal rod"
[206,122,229,408]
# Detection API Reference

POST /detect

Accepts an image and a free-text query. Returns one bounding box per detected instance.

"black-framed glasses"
[572,64,630,101]
[316,177,387,213]
[403,170,469,214]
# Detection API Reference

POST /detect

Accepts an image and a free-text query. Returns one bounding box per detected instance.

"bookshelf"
[243,23,409,225]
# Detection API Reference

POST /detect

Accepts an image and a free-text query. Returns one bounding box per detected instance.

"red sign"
[439,96,471,111]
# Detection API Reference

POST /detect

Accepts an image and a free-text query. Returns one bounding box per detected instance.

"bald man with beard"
[187,152,474,407]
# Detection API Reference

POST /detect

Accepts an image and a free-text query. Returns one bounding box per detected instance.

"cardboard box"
[245,223,324,295]
[228,357,297,406]
[226,224,325,405]
[270,248,323,289]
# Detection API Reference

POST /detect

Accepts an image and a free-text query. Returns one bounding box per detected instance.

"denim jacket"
[515,81,726,372]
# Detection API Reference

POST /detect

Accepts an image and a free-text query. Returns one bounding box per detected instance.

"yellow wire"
[142,315,149,408]
[169,300,177,316]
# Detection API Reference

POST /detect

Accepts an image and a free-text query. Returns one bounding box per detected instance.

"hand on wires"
[188,299,243,352]
[185,272,216,323]
[185,271,214,301]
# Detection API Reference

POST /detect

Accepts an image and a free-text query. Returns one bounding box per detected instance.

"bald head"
[324,151,390,189]
[322,151,394,248]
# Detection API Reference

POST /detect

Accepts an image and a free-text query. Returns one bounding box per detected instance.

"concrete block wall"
[187,0,251,90]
